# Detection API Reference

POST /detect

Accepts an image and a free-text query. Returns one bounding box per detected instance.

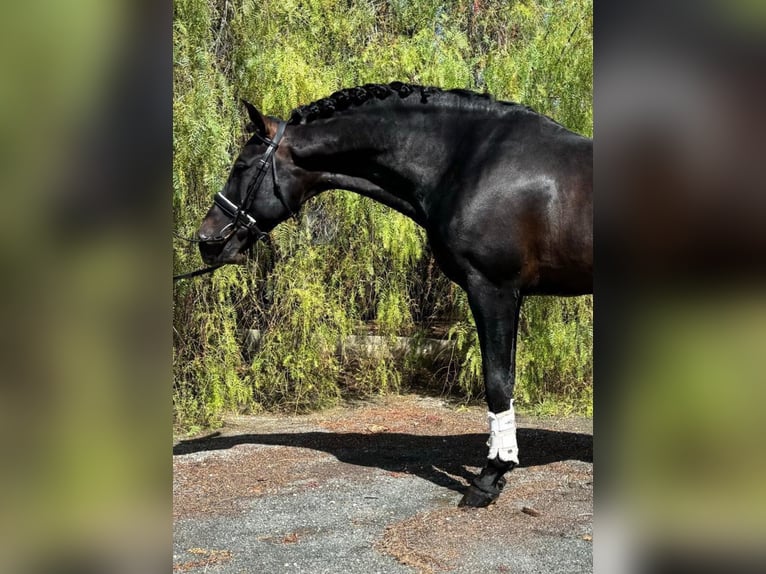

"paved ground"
[173,396,593,573]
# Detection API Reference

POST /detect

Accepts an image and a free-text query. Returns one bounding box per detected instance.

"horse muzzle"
[198,225,272,265]
[198,234,246,265]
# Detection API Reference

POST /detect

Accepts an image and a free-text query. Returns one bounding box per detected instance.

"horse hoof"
[458,484,498,508]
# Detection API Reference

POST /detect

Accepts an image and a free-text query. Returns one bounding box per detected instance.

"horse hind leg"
[458,280,522,508]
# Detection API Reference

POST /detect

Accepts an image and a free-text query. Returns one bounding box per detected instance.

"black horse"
[195,82,592,507]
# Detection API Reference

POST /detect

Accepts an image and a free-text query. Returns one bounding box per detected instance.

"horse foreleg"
[459,280,522,508]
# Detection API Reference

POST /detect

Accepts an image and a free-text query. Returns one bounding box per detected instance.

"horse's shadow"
[174,426,592,494]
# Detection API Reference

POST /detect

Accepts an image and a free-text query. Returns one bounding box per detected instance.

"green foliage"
[516,297,594,415]
[249,246,347,412]
[482,0,593,136]
[173,0,593,428]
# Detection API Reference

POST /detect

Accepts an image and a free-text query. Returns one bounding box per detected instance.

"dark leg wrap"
[458,458,516,508]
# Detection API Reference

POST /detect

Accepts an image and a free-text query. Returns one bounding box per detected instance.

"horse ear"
[241,99,266,135]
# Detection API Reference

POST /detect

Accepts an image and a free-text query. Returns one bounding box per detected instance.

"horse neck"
[290,110,455,226]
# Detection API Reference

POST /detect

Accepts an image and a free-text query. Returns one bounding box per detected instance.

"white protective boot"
[486,400,519,464]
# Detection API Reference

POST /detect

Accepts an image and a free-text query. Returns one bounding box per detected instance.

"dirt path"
[173,395,593,573]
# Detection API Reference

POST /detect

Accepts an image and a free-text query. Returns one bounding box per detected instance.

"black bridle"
[212,120,290,241]
[173,121,289,283]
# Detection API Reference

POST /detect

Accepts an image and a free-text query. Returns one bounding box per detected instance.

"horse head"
[196,101,304,265]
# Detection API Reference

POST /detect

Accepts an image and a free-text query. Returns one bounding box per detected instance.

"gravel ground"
[173,396,593,573]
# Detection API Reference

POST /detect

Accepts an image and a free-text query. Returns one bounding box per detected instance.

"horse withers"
[195,82,593,507]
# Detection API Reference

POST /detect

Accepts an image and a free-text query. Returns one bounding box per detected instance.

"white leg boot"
[487,399,519,464]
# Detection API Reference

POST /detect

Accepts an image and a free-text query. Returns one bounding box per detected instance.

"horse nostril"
[197,231,210,241]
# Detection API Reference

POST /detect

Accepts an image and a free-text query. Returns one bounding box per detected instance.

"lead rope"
[173,264,222,282]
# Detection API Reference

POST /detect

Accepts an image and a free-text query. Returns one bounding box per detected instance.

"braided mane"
[287,82,527,125]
